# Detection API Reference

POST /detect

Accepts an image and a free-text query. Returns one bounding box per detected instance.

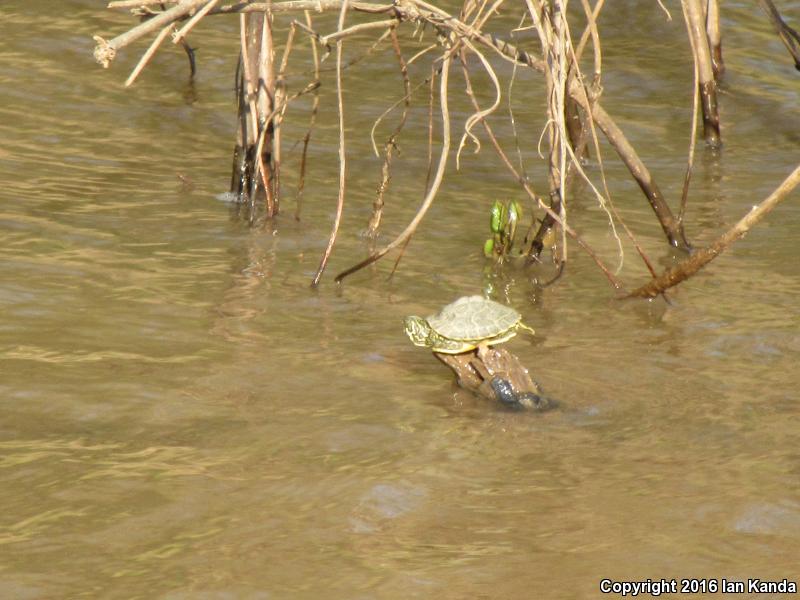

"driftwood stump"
[434,345,554,411]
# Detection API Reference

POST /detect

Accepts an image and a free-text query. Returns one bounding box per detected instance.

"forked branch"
[629,165,800,298]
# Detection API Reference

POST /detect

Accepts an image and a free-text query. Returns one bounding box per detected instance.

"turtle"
[404,295,535,355]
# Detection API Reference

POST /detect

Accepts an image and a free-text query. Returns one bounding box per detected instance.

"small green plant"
[484,200,523,262]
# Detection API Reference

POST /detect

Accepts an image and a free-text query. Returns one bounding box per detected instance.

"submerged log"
[434,345,554,411]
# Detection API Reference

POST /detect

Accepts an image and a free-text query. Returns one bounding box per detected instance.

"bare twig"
[172,0,218,43]
[366,28,410,236]
[655,0,672,20]
[312,0,351,286]
[99,0,680,259]
[239,14,260,144]
[679,4,701,225]
[575,0,604,80]
[368,59,433,156]
[230,11,276,214]
[334,49,453,284]
[758,0,800,70]
[271,17,301,208]
[295,10,321,220]
[111,0,387,11]
[95,0,207,67]
[455,39,502,170]
[124,22,175,86]
[249,11,277,216]
[99,0,703,282]
[109,0,180,6]
[321,19,398,44]
[563,61,657,277]
[210,1,392,14]
[551,13,657,278]
[507,13,529,182]
[423,64,437,194]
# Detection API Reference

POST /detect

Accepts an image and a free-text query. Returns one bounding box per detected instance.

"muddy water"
[1,1,799,598]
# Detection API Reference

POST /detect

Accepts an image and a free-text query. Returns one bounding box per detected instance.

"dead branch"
[456,39,502,170]
[629,164,800,298]
[423,65,436,194]
[561,20,651,276]
[368,59,433,156]
[366,28,410,237]
[228,11,277,215]
[398,0,690,252]
[705,0,724,77]
[586,99,691,251]
[173,0,219,43]
[96,0,393,69]
[295,11,321,220]
[334,48,453,283]
[270,17,300,208]
[507,15,529,183]
[312,0,351,287]
[457,50,624,290]
[210,1,393,14]
[124,22,176,86]
[575,0,604,80]
[682,0,721,147]
[95,0,208,67]
[109,0,393,12]
[96,0,762,289]
[97,0,684,256]
[758,0,800,70]
[679,3,701,225]
[108,0,176,7]
[527,0,571,261]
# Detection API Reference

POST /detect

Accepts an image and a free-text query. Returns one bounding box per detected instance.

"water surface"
[1,1,799,598]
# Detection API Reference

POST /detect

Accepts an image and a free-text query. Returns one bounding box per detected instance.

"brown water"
[1,2,799,598]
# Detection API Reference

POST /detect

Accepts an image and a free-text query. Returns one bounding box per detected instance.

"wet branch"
[705,0,724,78]
[629,164,800,298]
[585,98,691,251]
[758,0,800,70]
[682,0,721,147]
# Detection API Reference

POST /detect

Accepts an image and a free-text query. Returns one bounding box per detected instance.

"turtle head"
[404,315,433,347]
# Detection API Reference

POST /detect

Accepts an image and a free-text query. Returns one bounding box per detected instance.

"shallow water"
[1,1,799,598]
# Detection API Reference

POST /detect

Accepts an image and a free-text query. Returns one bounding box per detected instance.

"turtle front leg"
[517,322,536,337]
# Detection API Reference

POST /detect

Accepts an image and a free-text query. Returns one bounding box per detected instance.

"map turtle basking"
[404,295,535,355]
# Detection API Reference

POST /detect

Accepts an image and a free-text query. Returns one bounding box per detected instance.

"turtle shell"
[427,296,522,342]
